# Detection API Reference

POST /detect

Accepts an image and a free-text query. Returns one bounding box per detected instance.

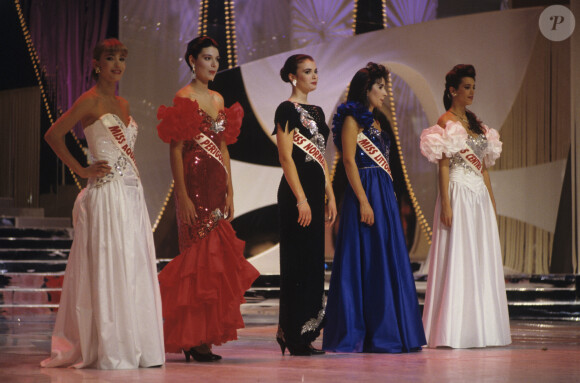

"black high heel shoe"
[184,347,221,362]
[308,344,325,355]
[286,343,313,356]
[208,351,222,360]
[276,336,287,355]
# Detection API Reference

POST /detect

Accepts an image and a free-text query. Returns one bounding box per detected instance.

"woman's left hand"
[325,200,337,226]
[225,194,234,221]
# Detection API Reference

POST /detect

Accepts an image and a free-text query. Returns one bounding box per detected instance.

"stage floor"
[1,313,579,383]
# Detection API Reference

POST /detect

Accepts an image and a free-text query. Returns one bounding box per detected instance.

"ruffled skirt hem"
[159,220,259,352]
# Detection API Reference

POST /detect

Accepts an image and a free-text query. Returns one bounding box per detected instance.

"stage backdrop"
[120,3,570,274]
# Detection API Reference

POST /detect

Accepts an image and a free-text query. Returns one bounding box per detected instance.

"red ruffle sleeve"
[157,97,203,143]
[223,102,244,145]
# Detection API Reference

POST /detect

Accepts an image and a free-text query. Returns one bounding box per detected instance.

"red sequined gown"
[156,97,259,353]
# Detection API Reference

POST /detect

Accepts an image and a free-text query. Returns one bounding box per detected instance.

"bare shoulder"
[75,89,99,110]
[118,96,129,107]
[48,89,99,131]
[437,112,453,128]
[210,90,225,109]
[175,85,192,100]
[68,89,99,119]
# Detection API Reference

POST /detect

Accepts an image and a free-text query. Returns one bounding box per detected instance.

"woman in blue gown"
[323,63,426,353]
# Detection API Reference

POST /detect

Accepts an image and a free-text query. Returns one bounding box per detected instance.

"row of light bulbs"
[14,0,83,191]
[16,0,430,240]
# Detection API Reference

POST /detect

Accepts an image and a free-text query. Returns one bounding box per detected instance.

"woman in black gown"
[273,54,337,356]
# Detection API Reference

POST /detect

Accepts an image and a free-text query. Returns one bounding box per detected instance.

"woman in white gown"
[41,39,165,369]
[420,64,511,349]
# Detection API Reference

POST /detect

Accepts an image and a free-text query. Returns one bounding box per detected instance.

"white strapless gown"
[41,114,165,369]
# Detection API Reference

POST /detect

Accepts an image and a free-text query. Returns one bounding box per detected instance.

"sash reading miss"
[356,133,393,181]
[106,124,140,177]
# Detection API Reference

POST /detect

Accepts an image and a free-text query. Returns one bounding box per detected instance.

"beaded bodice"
[449,134,488,176]
[85,114,138,188]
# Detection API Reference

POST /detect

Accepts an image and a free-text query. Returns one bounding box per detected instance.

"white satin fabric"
[41,114,165,369]
[422,168,512,348]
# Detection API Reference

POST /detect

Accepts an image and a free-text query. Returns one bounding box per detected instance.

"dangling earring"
[95,67,101,74]
[191,66,196,80]
[452,92,457,97]
[292,79,297,87]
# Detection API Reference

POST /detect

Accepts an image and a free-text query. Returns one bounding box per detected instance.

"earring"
[95,67,101,74]
[191,66,196,80]
[292,79,297,87]
[452,92,457,97]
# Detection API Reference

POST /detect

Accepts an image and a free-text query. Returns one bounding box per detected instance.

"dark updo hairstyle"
[184,36,219,71]
[92,38,128,80]
[443,64,484,135]
[279,54,314,83]
[346,62,389,109]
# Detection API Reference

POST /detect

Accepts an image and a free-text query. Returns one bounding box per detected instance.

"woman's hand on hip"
[82,160,111,179]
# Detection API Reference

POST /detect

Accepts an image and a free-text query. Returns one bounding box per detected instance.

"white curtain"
[119,0,200,224]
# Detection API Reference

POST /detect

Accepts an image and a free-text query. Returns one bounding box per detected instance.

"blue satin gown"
[323,102,426,353]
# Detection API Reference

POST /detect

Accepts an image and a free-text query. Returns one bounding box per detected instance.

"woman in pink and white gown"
[41,39,164,369]
[420,64,511,349]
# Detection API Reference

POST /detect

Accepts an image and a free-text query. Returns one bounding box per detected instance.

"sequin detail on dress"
[292,102,326,163]
[90,115,138,189]
[367,125,390,165]
[300,296,325,335]
[199,110,226,134]
[449,134,488,176]
[197,208,225,239]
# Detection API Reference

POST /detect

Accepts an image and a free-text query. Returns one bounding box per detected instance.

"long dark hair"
[279,54,314,83]
[443,64,484,135]
[184,36,219,71]
[347,62,388,109]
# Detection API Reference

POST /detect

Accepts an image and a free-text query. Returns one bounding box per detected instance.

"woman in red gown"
[156,36,259,362]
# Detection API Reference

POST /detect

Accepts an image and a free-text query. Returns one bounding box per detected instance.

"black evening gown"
[273,101,328,347]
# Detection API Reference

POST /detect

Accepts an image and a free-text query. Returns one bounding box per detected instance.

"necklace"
[450,110,468,124]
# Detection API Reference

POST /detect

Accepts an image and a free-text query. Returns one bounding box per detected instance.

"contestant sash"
[356,132,393,181]
[194,132,228,174]
[103,116,140,177]
[293,130,327,178]
[458,144,483,176]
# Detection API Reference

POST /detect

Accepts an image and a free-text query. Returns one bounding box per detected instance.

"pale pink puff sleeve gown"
[420,121,511,348]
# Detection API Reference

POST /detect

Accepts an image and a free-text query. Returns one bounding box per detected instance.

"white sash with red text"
[194,132,228,174]
[102,115,140,177]
[458,145,483,176]
[356,132,393,181]
[293,130,327,178]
